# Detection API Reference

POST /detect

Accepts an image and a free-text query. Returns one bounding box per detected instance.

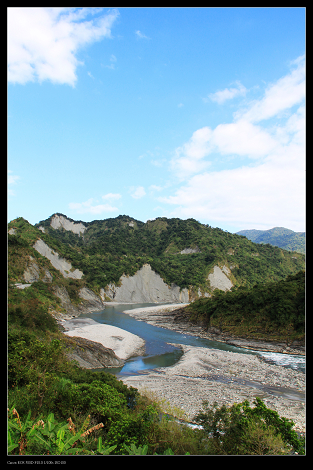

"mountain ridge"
[8,213,305,310]
[236,227,305,254]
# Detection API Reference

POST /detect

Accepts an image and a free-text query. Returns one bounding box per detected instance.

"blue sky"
[8,7,305,232]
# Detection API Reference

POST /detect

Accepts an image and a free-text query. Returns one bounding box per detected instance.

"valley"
[7,213,306,454]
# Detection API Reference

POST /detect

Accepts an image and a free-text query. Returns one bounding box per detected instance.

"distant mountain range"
[236,227,305,254]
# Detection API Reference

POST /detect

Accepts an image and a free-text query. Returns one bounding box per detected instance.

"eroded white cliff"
[207,265,233,291]
[33,239,84,279]
[104,264,189,303]
[50,214,86,236]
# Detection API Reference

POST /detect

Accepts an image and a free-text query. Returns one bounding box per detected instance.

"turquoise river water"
[79,303,305,376]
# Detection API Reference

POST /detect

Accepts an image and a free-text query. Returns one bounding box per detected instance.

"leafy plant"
[8,409,38,455]
[33,413,87,455]
[7,408,117,455]
[124,443,149,455]
[96,436,117,455]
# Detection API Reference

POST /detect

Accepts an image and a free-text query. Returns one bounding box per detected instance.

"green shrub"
[56,380,127,423]
[194,397,305,455]
[104,406,158,455]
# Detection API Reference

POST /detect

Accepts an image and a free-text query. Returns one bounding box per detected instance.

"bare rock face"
[42,269,53,283]
[23,260,40,283]
[180,246,201,254]
[104,264,189,303]
[78,287,105,310]
[33,239,84,279]
[207,266,233,291]
[65,336,124,369]
[52,286,104,318]
[50,214,86,236]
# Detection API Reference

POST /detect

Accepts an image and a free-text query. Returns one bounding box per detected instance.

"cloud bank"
[161,55,305,231]
[8,7,119,86]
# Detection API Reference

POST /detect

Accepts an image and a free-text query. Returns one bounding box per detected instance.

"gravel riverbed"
[121,304,305,434]
[121,344,305,434]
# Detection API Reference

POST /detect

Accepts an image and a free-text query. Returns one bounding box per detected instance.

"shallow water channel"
[79,303,305,376]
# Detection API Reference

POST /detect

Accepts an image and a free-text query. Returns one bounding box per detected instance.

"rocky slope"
[103,264,189,303]
[63,336,124,369]
[33,239,84,279]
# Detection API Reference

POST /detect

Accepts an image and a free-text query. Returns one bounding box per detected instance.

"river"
[78,303,305,376]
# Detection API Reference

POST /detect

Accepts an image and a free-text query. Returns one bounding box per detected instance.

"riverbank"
[60,317,145,361]
[121,344,306,434]
[122,304,305,355]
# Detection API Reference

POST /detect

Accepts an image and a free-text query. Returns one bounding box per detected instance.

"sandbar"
[61,317,145,361]
[123,303,189,317]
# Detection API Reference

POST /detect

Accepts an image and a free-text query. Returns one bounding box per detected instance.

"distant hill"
[236,227,305,254]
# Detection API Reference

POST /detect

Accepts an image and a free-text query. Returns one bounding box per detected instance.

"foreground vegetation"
[8,285,305,455]
[185,270,305,344]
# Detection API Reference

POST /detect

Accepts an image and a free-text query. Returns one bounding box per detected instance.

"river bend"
[78,303,305,376]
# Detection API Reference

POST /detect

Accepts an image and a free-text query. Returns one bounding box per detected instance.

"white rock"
[208,265,233,291]
[33,239,83,279]
[50,214,86,236]
[104,264,189,303]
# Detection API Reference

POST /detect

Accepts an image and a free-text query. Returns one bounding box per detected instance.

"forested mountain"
[236,227,305,254]
[8,213,305,301]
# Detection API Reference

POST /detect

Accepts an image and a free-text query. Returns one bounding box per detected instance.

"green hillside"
[183,270,305,344]
[30,214,305,295]
[236,227,305,254]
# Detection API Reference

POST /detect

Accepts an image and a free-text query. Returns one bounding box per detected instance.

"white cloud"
[164,55,305,231]
[135,30,150,39]
[171,120,280,180]
[236,55,305,123]
[8,7,119,86]
[102,192,122,201]
[8,170,19,185]
[212,120,278,157]
[105,54,117,69]
[151,158,167,167]
[149,185,163,192]
[8,170,20,196]
[208,81,247,104]
[130,186,146,199]
[171,127,213,179]
[69,198,118,214]
[161,143,305,229]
